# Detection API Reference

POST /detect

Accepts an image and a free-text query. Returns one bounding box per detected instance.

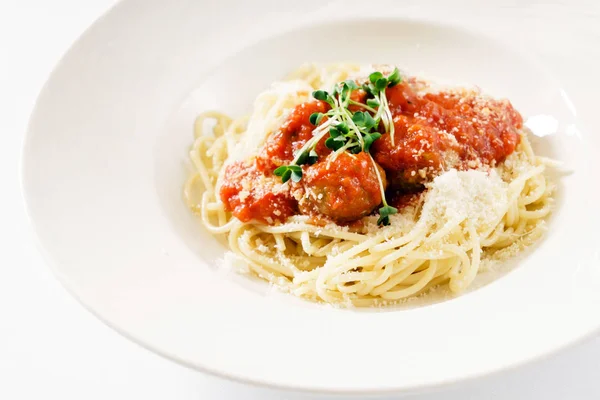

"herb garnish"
[274,68,402,226]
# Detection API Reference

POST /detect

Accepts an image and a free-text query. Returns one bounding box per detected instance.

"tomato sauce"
[219,161,297,224]
[220,80,523,225]
[372,83,522,185]
[256,101,330,173]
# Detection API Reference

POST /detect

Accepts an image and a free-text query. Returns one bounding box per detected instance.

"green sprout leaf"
[308,149,319,165]
[337,122,350,135]
[366,98,380,108]
[273,166,291,183]
[338,84,349,101]
[351,111,377,132]
[312,90,329,101]
[377,205,398,226]
[325,137,346,151]
[273,165,287,176]
[363,132,382,152]
[375,77,388,91]
[288,165,302,183]
[329,125,342,138]
[274,165,302,183]
[291,169,302,183]
[309,112,324,126]
[363,112,377,130]
[387,68,401,87]
[344,79,359,90]
[352,111,366,127]
[295,149,310,165]
[369,71,384,84]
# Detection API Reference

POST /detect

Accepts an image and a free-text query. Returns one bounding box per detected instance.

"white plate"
[21,0,600,395]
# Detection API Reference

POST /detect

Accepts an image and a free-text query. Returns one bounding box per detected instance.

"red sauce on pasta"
[220,80,522,225]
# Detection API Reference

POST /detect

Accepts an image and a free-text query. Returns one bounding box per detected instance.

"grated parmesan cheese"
[420,169,508,229]
[217,251,250,274]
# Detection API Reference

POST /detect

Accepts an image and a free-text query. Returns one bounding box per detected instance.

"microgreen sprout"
[274,68,402,225]
[273,164,302,183]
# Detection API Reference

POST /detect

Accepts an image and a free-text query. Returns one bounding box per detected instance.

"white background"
[1,1,599,399]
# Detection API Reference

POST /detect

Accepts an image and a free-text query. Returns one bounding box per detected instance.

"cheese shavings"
[420,169,508,231]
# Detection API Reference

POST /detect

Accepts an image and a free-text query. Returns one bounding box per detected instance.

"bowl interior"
[156,18,578,307]
[22,1,600,394]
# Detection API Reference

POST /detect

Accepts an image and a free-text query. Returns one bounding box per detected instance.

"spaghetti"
[184,64,552,306]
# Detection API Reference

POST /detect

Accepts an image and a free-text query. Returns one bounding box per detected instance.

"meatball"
[371,116,446,187]
[300,152,386,223]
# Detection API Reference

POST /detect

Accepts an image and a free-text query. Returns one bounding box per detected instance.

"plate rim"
[19,0,600,394]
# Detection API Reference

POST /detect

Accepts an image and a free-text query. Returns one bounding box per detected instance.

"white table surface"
[1,1,599,399]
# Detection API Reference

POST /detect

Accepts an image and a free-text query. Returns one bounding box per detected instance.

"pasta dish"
[184,64,553,306]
